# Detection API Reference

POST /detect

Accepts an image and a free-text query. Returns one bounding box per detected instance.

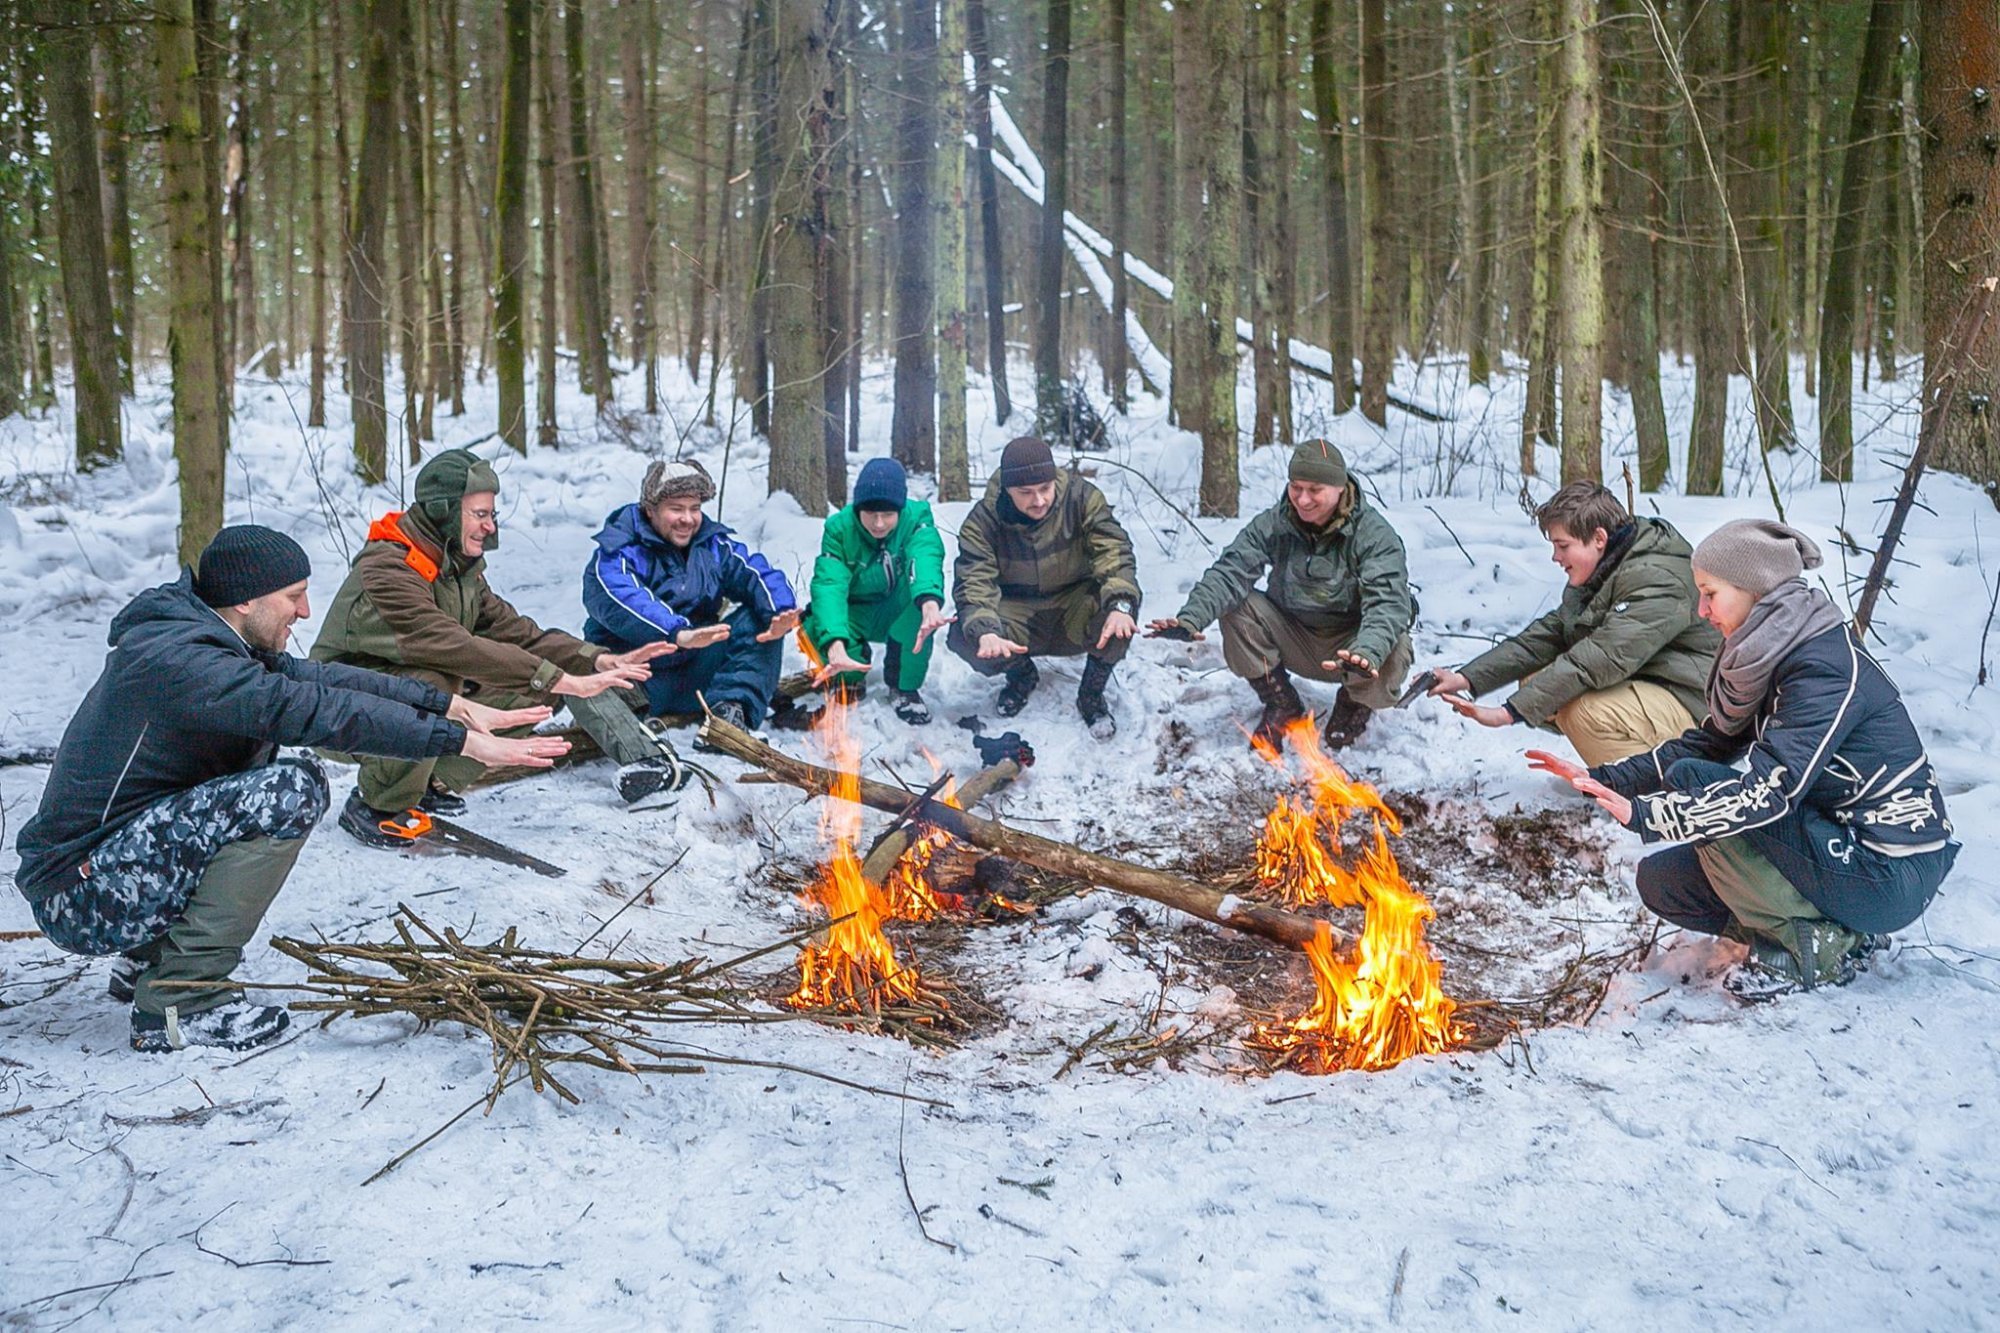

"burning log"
[699,714,1336,951]
[859,756,1022,886]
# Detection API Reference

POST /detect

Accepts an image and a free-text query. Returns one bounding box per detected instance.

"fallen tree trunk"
[859,757,1023,884]
[699,716,1330,950]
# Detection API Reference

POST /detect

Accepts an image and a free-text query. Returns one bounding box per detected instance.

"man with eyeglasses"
[1147,438,1415,751]
[311,448,681,845]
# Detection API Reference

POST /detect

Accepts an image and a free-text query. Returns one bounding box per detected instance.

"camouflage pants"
[32,758,328,1013]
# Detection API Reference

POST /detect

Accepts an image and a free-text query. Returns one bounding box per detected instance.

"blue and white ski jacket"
[582,504,796,646]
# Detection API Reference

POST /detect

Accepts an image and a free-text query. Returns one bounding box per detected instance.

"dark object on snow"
[1035,381,1109,452]
[1249,668,1307,747]
[1077,656,1117,739]
[340,788,566,877]
[0,746,58,768]
[1320,689,1372,751]
[973,731,1035,768]
[1396,669,1440,709]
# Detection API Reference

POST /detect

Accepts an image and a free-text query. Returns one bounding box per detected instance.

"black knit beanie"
[998,436,1058,488]
[193,525,313,607]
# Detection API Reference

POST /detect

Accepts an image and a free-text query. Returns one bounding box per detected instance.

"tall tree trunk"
[392,45,426,456]
[687,1,712,382]
[710,4,753,424]
[346,0,402,482]
[937,0,970,499]
[1556,0,1603,482]
[443,0,468,416]
[94,17,136,390]
[38,0,123,470]
[1104,0,1129,414]
[158,0,225,559]
[1922,0,2000,487]
[1269,0,1295,445]
[1819,0,1902,483]
[225,19,254,379]
[494,0,531,452]
[1185,1,1241,515]
[967,0,1011,424]
[1684,0,1729,496]
[1033,0,1071,427]
[1309,0,1356,412]
[535,0,559,446]
[1877,118,1903,384]
[1799,2,1824,400]
[822,0,851,501]
[1246,20,1277,446]
[1734,0,1795,454]
[563,0,611,410]
[623,0,657,413]
[309,0,329,429]
[1358,0,1392,426]
[766,0,831,512]
[1520,0,1558,474]
[1607,0,1667,491]
[844,0,865,452]
[892,0,938,471]
[1462,2,1492,389]
[1170,2,1204,437]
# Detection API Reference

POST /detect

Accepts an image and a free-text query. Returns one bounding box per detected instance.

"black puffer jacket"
[1592,624,1952,857]
[14,573,464,900]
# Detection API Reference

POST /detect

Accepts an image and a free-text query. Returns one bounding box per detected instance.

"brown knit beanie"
[1692,518,1823,598]
[1289,438,1348,489]
[998,436,1058,488]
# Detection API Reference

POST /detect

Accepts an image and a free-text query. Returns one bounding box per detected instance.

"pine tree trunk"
[158,0,226,559]
[225,20,254,381]
[1358,0,1392,427]
[1269,0,1295,445]
[38,0,123,469]
[1819,0,1901,483]
[309,0,329,429]
[1521,0,1558,475]
[1877,123,1902,384]
[687,1,711,382]
[968,0,1011,425]
[766,0,831,512]
[563,0,611,411]
[845,0,865,452]
[1738,0,1795,455]
[1246,23,1277,447]
[94,19,137,389]
[1194,1,1241,515]
[493,0,531,452]
[1799,3,1823,401]
[535,0,559,447]
[891,0,938,471]
[1309,0,1356,413]
[1556,0,1603,482]
[937,0,971,500]
[1170,3,1204,437]
[822,0,850,502]
[710,5,752,424]
[1684,0,1729,497]
[623,0,657,413]
[345,0,401,482]
[392,49,425,457]
[442,0,468,416]
[1462,3,1492,389]
[1921,0,2000,487]
[1606,0,1667,490]
[1032,0,1072,428]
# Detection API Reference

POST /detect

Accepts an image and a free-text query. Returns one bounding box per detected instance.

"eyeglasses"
[467,508,498,523]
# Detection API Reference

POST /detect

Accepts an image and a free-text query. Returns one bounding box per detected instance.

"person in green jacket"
[1425,480,1721,766]
[1148,439,1415,750]
[948,436,1142,740]
[804,458,953,725]
[312,449,681,839]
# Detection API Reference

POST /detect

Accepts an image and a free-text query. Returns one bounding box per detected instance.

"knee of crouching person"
[1665,756,1731,794]
[267,758,332,831]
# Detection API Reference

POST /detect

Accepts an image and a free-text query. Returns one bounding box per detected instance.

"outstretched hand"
[1525,750,1634,825]
[448,696,552,736]
[1096,610,1138,651]
[597,641,676,673]
[914,602,955,650]
[755,608,804,643]
[675,623,732,651]
[813,640,868,686]
[1441,693,1513,728]
[1145,618,1204,642]
[461,730,571,769]
[976,633,1029,660]
[1324,649,1377,679]
[552,661,654,698]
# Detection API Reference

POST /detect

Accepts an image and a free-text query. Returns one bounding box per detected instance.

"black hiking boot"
[418,781,467,817]
[616,748,688,805]
[106,954,144,1003]
[995,659,1040,717]
[1247,668,1307,749]
[1076,657,1117,740]
[894,690,932,725]
[131,999,291,1054]
[339,788,428,849]
[1320,688,1373,751]
[1722,924,1862,1002]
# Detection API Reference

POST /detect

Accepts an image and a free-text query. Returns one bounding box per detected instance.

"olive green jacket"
[953,473,1141,641]
[1175,486,1415,669]
[1459,517,1721,725]
[310,507,603,696]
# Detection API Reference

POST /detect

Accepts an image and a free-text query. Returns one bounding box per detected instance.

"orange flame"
[786,696,921,1010]
[1251,718,1461,1071]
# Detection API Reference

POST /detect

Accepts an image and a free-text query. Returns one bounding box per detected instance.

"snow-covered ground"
[2,351,1996,1330]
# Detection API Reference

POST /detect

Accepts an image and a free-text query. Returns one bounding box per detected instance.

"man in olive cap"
[1149,438,1415,750]
[15,525,567,1052]
[313,448,682,840]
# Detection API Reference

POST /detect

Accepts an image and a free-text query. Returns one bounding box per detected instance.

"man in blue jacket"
[13,526,567,1053]
[582,460,801,738]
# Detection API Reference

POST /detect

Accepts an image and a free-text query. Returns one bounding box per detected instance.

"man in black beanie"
[948,436,1142,739]
[13,525,569,1053]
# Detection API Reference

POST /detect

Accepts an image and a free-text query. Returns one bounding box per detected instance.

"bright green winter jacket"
[1174,485,1415,670]
[807,500,947,646]
[1458,516,1721,725]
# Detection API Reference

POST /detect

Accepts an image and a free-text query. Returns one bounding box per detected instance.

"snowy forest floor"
[2,354,1997,1330]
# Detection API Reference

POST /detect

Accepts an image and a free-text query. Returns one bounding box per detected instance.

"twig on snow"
[898,1064,955,1252]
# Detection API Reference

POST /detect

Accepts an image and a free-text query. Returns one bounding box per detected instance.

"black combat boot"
[1076,656,1117,740]
[1247,668,1307,749]
[1320,687,1373,751]
[995,658,1040,717]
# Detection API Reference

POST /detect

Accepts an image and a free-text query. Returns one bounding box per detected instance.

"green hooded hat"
[413,448,503,553]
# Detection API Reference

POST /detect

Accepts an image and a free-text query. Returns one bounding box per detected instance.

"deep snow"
[1,349,1996,1331]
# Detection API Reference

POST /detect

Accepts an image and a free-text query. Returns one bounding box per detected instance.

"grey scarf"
[1707,580,1848,735]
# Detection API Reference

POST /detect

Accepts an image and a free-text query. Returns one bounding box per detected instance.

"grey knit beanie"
[641,459,717,506]
[1692,518,1823,598]
[1289,438,1349,489]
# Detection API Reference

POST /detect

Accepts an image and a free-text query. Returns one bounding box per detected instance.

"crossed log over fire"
[698,714,1340,951]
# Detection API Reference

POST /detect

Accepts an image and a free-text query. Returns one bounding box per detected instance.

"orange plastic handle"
[376,808,434,841]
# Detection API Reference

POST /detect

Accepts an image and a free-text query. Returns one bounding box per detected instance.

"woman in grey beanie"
[1527,517,1957,1001]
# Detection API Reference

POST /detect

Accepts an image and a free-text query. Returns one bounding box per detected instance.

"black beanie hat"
[998,436,1058,488]
[853,457,909,510]
[193,525,313,607]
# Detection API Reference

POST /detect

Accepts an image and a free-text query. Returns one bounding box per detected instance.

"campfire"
[785,696,923,1012]
[1249,719,1463,1071]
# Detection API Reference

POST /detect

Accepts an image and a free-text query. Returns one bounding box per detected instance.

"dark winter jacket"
[953,473,1141,640]
[15,574,463,901]
[311,507,604,695]
[1174,485,1414,669]
[806,500,947,645]
[1592,625,1953,862]
[581,505,796,647]
[1459,518,1721,725]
